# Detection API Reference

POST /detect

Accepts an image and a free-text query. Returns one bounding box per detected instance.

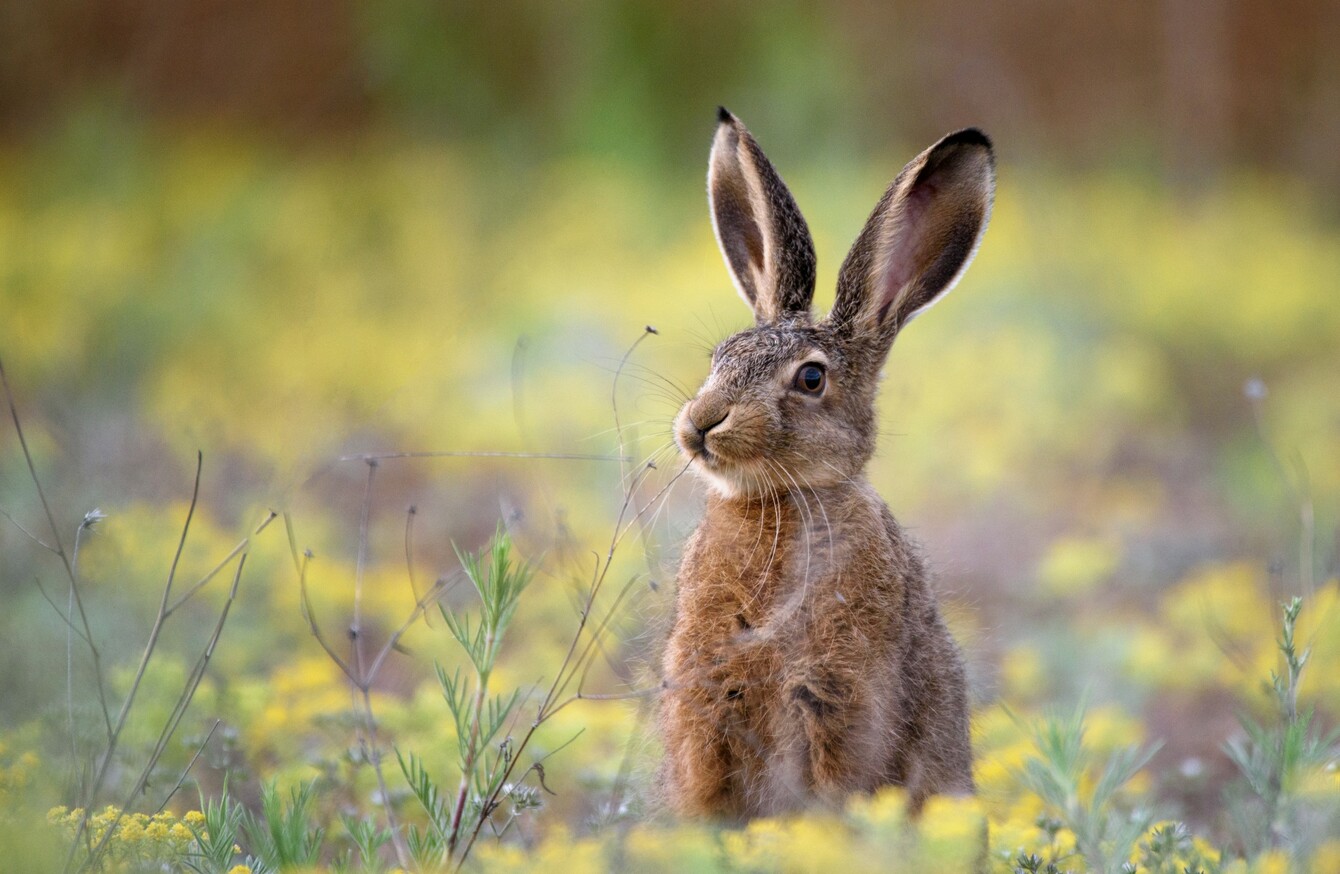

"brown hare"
[659,108,995,819]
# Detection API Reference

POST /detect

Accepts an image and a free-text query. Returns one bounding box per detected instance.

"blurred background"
[1,0,1338,854]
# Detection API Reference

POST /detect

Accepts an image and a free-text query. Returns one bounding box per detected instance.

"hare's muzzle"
[677,400,729,459]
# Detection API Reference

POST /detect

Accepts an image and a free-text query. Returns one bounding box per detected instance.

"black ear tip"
[717,106,734,124]
[943,127,993,153]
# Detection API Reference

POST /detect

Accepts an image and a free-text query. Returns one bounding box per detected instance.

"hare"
[658,108,995,819]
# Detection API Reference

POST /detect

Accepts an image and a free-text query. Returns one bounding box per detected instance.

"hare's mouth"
[686,437,737,471]
[684,446,782,500]
[684,443,722,473]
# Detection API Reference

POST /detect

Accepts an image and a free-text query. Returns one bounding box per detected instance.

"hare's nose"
[691,407,728,436]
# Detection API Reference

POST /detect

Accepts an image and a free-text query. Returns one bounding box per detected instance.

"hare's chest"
[681,512,825,628]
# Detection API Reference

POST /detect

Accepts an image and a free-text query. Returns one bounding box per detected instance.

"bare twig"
[364,575,457,684]
[138,555,247,789]
[352,459,378,682]
[0,505,57,552]
[552,572,646,706]
[291,502,457,872]
[67,514,98,802]
[83,550,248,870]
[336,450,630,463]
[404,505,426,616]
[1,356,114,739]
[152,720,222,815]
[79,455,204,809]
[167,511,278,615]
[29,576,91,646]
[357,683,411,870]
[295,547,355,681]
[1246,379,1317,597]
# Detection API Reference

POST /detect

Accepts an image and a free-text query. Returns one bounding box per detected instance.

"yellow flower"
[1251,849,1290,874]
[724,817,788,871]
[184,810,206,826]
[1001,645,1047,700]
[847,785,908,829]
[1083,705,1144,753]
[1192,836,1221,865]
[118,818,146,843]
[784,815,853,873]
[1037,536,1120,596]
[987,812,1046,859]
[227,866,254,874]
[624,825,716,870]
[919,794,986,847]
[1313,840,1340,874]
[92,804,121,827]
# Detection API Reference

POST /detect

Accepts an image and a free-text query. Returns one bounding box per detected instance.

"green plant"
[1015,703,1160,874]
[1013,852,1072,874]
[242,781,326,872]
[183,786,245,874]
[335,813,393,874]
[1222,596,1340,861]
[397,530,540,869]
[1126,821,1219,874]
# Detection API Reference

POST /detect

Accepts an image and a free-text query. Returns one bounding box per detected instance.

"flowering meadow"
[1,123,1338,872]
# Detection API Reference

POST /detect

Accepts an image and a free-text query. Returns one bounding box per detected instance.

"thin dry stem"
[2,356,114,740]
[404,505,426,616]
[292,504,457,872]
[152,720,222,815]
[1248,384,1317,597]
[166,511,277,615]
[66,454,205,871]
[296,547,356,681]
[0,505,57,551]
[352,459,378,683]
[82,546,250,871]
[337,450,630,463]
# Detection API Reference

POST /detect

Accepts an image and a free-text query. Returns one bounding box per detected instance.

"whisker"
[789,464,838,591]
[768,458,814,588]
[619,371,693,402]
[625,361,697,399]
[623,441,678,492]
[580,419,663,442]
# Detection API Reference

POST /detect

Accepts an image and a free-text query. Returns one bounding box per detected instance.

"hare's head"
[675,109,995,498]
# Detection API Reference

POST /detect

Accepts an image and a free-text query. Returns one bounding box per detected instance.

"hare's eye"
[793,363,826,395]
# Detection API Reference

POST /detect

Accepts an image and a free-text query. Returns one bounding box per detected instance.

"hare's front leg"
[659,659,739,817]
[784,657,887,802]
[660,623,773,818]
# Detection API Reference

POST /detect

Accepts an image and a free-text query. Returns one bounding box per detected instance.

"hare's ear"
[708,108,817,323]
[829,128,994,345]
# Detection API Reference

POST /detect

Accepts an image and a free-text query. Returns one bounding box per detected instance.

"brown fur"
[658,111,995,819]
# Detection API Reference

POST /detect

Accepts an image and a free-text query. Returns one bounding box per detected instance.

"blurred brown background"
[3,0,1339,189]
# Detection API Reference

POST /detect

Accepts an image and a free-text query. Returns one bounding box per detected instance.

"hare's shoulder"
[827,485,925,601]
